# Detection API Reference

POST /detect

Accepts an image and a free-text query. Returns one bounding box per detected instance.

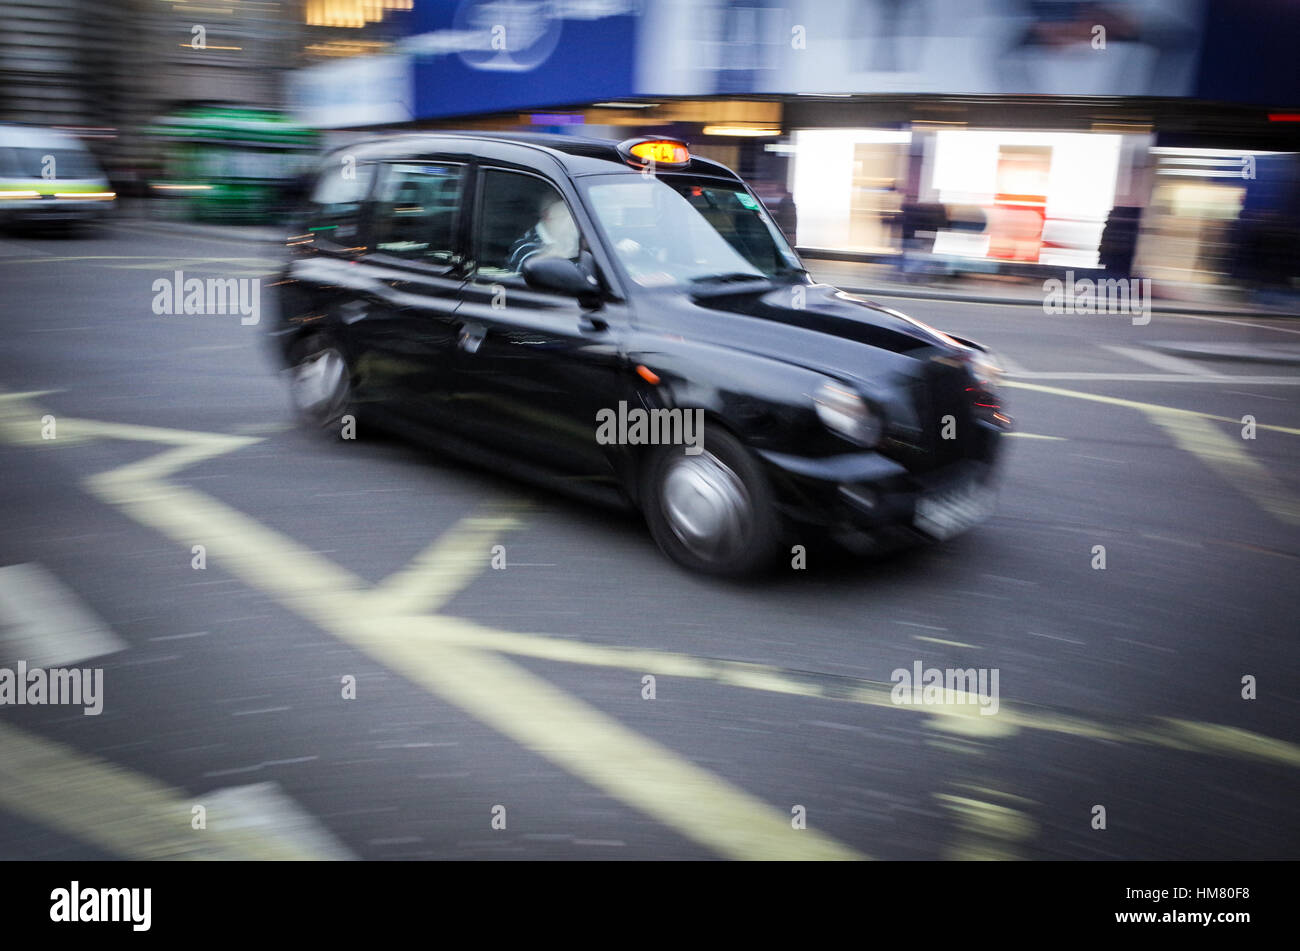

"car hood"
[635,281,962,382]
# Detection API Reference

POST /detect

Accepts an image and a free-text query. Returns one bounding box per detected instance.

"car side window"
[371,162,466,265]
[305,160,374,245]
[474,169,581,283]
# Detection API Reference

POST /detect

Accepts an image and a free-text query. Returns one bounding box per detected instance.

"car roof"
[0,123,89,151]
[328,131,743,181]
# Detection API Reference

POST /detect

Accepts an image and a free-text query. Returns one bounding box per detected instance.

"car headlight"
[814,382,882,447]
[968,350,1003,387]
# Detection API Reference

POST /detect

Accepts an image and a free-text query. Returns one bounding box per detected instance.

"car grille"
[884,358,976,474]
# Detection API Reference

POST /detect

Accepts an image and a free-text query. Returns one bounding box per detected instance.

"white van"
[0,124,115,229]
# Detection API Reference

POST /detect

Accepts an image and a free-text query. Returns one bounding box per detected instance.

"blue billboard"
[405,1,639,120]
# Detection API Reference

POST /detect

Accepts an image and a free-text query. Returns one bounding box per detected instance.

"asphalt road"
[1,219,1297,860]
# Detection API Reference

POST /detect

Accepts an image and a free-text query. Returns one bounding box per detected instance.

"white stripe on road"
[0,721,355,860]
[1161,312,1300,335]
[1100,345,1227,377]
[198,782,355,859]
[0,562,127,667]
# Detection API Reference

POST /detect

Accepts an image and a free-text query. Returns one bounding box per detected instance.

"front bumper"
[756,422,1004,546]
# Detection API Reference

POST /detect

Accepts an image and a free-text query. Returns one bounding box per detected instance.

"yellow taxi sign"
[622,138,690,167]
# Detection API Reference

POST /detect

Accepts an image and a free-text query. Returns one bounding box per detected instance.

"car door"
[448,166,632,478]
[348,159,471,432]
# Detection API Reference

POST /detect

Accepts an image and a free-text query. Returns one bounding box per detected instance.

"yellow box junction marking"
[4,388,1299,862]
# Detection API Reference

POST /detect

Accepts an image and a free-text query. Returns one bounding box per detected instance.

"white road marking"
[0,721,352,859]
[199,782,354,860]
[1100,345,1227,377]
[0,562,127,667]
[1161,312,1300,335]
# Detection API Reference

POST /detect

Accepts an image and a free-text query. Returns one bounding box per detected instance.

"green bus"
[149,105,320,223]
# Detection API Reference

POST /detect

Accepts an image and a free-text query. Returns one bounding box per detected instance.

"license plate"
[914,481,995,540]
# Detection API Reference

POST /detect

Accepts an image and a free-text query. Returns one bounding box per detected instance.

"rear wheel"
[288,334,355,436]
[642,426,780,577]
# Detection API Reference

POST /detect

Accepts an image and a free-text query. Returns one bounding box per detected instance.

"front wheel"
[641,426,781,577]
[287,334,355,436]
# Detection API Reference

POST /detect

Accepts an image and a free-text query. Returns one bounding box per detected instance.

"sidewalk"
[803,257,1300,319]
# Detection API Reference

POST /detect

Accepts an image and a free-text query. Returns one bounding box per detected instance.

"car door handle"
[457,321,486,354]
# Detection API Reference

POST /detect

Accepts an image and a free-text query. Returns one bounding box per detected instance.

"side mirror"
[521,255,601,304]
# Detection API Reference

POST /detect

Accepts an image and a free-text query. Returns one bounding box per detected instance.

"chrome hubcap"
[291,347,348,424]
[661,450,751,560]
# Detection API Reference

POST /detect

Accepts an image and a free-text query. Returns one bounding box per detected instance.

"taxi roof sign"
[619,137,690,168]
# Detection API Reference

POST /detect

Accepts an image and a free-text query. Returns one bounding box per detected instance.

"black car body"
[269,132,1011,575]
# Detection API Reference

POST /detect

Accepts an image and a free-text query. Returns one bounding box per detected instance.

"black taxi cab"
[269,132,1011,576]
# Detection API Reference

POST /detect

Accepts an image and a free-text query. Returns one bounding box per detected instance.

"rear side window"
[473,168,581,282]
[305,160,374,245]
[371,162,466,265]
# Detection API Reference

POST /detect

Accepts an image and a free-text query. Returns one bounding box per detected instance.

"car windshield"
[583,174,802,287]
[0,147,101,180]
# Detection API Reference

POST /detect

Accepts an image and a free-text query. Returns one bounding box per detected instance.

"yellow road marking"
[951,783,1037,806]
[370,511,528,616]
[1006,378,1300,527]
[6,393,1299,861]
[383,616,1300,765]
[357,629,861,860]
[80,441,861,860]
[0,722,349,860]
[0,390,88,447]
[1143,412,1300,526]
[936,793,1039,861]
[0,390,60,401]
[1004,380,1300,435]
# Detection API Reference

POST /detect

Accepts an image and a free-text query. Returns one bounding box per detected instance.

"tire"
[286,333,356,437]
[641,424,781,577]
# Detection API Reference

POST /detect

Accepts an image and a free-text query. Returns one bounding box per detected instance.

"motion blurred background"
[2,0,1297,306]
[1,1,1299,865]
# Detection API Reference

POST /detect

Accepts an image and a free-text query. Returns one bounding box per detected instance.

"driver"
[508,197,580,272]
